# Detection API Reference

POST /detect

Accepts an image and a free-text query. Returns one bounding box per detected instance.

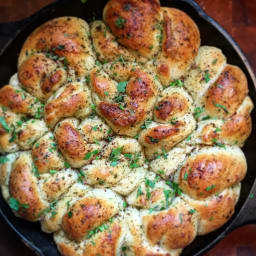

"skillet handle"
[229,180,256,232]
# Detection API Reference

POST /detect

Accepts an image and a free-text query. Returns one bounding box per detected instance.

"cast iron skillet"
[0,0,256,255]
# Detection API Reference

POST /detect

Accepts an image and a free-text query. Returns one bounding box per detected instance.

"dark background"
[0,0,256,255]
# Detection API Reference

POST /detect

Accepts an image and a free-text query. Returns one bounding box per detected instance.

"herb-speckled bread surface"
[0,0,253,255]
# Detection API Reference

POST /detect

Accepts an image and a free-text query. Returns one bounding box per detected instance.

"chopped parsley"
[115,17,126,28]
[205,184,216,192]
[164,189,174,208]
[9,197,29,211]
[0,155,9,164]
[136,186,144,198]
[8,125,16,143]
[117,81,128,93]
[212,138,226,148]
[215,127,222,133]
[212,59,217,65]
[84,149,99,160]
[215,103,228,113]
[87,222,111,239]
[204,71,211,83]
[166,181,182,195]
[145,178,156,189]
[64,162,71,168]
[109,147,123,166]
[38,201,58,218]
[68,211,73,218]
[140,120,152,129]
[193,107,205,119]
[189,209,196,214]
[169,79,184,87]
[32,164,40,178]
[0,116,9,132]
[169,118,178,125]
[78,170,86,183]
[49,169,57,175]
[147,136,159,144]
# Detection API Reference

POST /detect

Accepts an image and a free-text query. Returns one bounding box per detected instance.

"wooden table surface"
[0,0,256,256]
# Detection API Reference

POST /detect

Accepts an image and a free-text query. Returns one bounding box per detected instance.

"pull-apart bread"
[0,0,253,255]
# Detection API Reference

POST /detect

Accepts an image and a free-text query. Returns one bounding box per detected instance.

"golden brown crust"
[221,114,252,145]
[91,20,136,63]
[150,8,200,85]
[103,0,162,59]
[0,85,43,117]
[8,153,47,221]
[142,200,197,251]
[54,119,88,168]
[0,3,252,256]
[18,17,95,76]
[62,197,115,241]
[18,54,67,101]
[91,67,158,137]
[82,223,122,256]
[179,147,247,200]
[31,133,64,174]
[45,82,92,128]
[204,65,248,119]
[154,95,189,121]
[184,186,240,235]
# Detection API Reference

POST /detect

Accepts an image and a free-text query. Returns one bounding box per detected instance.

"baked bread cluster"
[0,0,253,255]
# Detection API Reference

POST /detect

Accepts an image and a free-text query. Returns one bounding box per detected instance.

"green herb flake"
[78,170,86,183]
[0,116,9,133]
[9,197,29,212]
[205,184,216,192]
[166,181,182,195]
[186,135,191,141]
[136,186,143,198]
[215,127,222,133]
[164,189,173,208]
[117,81,128,93]
[32,164,40,178]
[115,17,126,28]
[212,138,226,148]
[49,169,57,175]
[204,71,211,83]
[212,59,218,65]
[215,103,229,113]
[193,107,205,119]
[184,172,188,181]
[140,120,152,129]
[68,211,73,218]
[189,209,196,214]
[148,136,159,144]
[145,178,155,189]
[109,147,123,166]
[64,162,71,168]
[169,79,184,87]
[0,155,9,164]
[123,201,127,208]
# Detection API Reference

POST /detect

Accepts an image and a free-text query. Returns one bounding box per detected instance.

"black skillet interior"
[0,0,256,255]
